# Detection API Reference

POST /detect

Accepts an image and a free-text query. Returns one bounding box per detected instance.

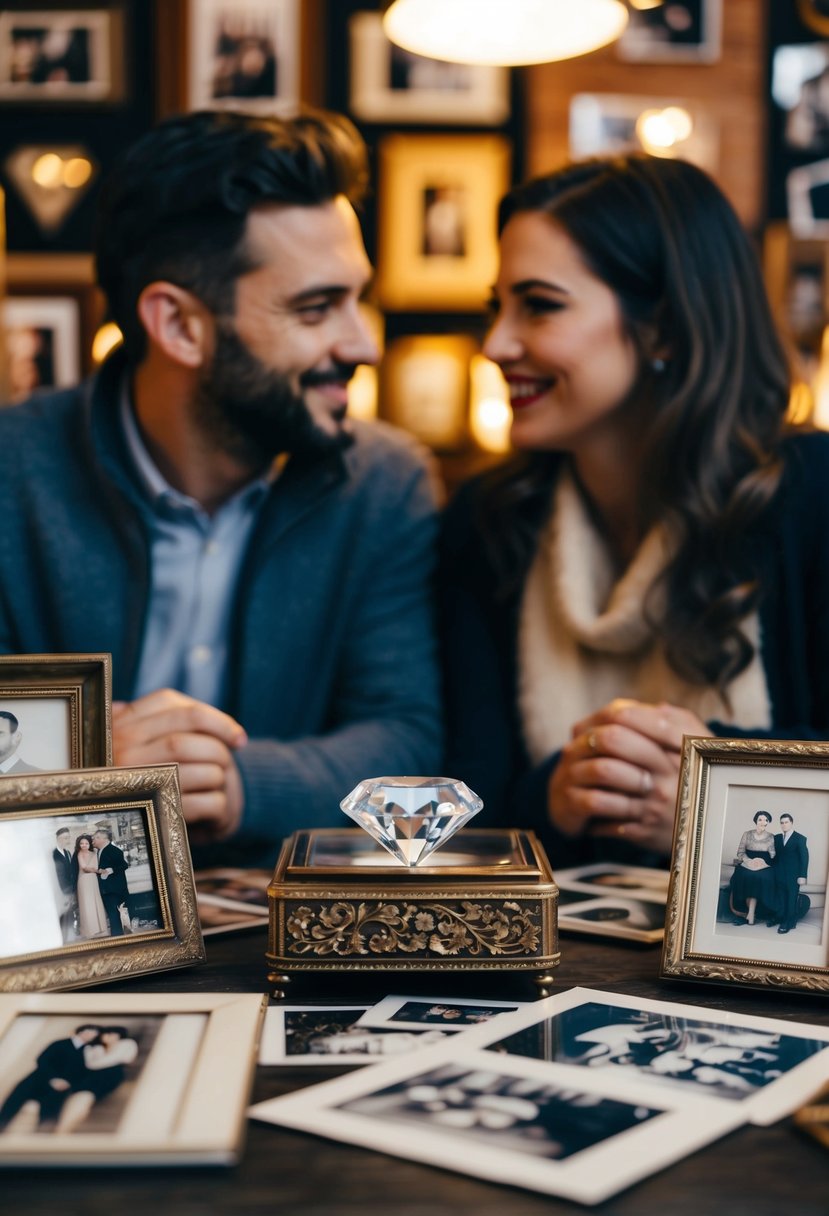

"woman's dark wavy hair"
[479,154,792,692]
[94,107,369,364]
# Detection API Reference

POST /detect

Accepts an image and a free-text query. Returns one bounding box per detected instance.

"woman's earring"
[651,357,667,374]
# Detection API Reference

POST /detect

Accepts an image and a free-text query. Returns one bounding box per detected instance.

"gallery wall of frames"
[3,0,828,473]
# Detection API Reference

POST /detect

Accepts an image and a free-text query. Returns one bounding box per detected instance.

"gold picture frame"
[661,737,829,994]
[380,333,478,450]
[0,653,112,771]
[798,0,829,37]
[0,991,263,1164]
[0,764,205,992]
[376,133,510,311]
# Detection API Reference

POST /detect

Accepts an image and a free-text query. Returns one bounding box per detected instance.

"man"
[772,813,809,934]
[92,828,130,938]
[0,109,441,860]
[0,1024,99,1132]
[0,711,41,774]
[52,826,78,941]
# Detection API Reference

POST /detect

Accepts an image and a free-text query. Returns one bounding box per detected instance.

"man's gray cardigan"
[0,352,442,854]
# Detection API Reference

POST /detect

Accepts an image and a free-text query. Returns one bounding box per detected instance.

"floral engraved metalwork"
[285,899,542,959]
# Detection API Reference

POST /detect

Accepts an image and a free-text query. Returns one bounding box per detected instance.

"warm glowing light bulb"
[91,322,123,365]
[31,153,64,190]
[636,106,693,155]
[63,157,93,189]
[347,364,379,421]
[469,355,512,453]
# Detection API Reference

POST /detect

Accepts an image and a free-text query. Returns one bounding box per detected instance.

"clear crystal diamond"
[340,776,483,867]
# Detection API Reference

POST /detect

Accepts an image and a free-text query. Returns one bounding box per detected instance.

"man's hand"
[112,690,247,841]
[49,1079,70,1091]
[548,699,712,856]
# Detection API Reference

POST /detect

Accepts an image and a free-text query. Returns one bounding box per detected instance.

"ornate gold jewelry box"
[267,828,559,997]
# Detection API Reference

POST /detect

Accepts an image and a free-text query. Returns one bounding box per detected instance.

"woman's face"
[484,212,642,456]
[78,837,90,851]
[755,814,771,831]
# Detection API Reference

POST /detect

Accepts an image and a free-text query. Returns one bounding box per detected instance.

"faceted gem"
[340,776,483,867]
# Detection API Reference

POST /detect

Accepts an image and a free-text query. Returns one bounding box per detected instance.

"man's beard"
[194,321,356,466]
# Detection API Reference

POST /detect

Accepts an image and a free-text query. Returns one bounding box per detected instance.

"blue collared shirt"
[120,387,272,707]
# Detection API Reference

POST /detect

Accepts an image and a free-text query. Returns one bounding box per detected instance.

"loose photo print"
[194,866,269,936]
[259,1005,455,1066]
[0,806,165,964]
[357,995,526,1032]
[556,865,669,943]
[455,987,829,1126]
[249,1037,743,1204]
[0,992,263,1165]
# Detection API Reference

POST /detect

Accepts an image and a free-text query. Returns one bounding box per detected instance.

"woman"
[728,811,777,926]
[73,833,109,939]
[441,153,829,868]
[54,1026,139,1134]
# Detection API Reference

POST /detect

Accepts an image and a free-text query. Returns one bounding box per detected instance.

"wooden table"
[4,925,829,1216]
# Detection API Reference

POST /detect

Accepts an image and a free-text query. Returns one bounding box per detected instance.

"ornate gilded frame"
[0,764,205,991]
[661,737,829,994]
[0,653,112,770]
[798,0,829,37]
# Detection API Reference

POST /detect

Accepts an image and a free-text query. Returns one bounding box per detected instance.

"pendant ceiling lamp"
[382,0,629,67]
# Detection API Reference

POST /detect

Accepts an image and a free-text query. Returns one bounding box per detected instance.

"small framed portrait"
[376,134,510,311]
[0,654,111,773]
[250,1021,744,1204]
[799,0,829,36]
[259,1005,453,1065]
[762,221,829,353]
[0,6,125,103]
[357,995,524,1031]
[0,991,263,1164]
[616,0,722,65]
[380,334,478,451]
[0,764,205,992]
[568,94,719,174]
[661,737,829,994]
[787,156,829,238]
[348,11,509,125]
[187,0,299,114]
[773,43,829,155]
[2,298,81,405]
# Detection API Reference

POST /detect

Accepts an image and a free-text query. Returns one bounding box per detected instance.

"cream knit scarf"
[517,469,771,764]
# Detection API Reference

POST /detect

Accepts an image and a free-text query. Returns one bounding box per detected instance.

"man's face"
[196,197,378,466]
[93,832,106,849]
[0,719,20,762]
[57,832,70,851]
[781,817,793,830]
[77,1028,99,1045]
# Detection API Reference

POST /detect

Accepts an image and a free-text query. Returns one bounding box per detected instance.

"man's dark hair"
[56,827,70,839]
[780,814,794,823]
[95,108,370,363]
[75,1024,101,1035]
[0,711,19,732]
[94,827,113,842]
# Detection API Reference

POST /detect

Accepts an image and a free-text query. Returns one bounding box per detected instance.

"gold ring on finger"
[640,769,653,795]
[586,731,598,754]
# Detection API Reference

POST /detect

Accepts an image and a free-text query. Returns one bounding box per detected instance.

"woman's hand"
[547,698,711,856]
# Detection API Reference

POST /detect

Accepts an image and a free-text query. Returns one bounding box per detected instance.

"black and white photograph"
[787,156,829,237]
[616,0,722,64]
[557,896,667,943]
[194,866,270,936]
[0,993,263,1164]
[358,995,525,1032]
[259,1005,452,1065]
[348,11,509,125]
[556,862,671,898]
[249,1037,744,1204]
[2,298,81,406]
[0,7,120,101]
[455,987,829,1125]
[773,43,829,153]
[187,0,299,114]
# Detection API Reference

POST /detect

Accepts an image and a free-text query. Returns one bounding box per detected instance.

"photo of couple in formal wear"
[49,812,163,947]
[0,1015,152,1136]
[719,809,822,940]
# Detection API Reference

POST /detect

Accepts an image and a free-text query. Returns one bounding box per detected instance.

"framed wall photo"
[772,42,829,156]
[787,156,829,238]
[186,0,299,113]
[2,297,81,405]
[0,6,125,103]
[348,11,509,126]
[616,0,722,65]
[4,253,105,385]
[0,654,112,771]
[0,991,263,1164]
[0,763,205,992]
[763,221,829,349]
[661,737,829,995]
[376,134,510,311]
[381,334,477,451]
[568,94,719,175]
